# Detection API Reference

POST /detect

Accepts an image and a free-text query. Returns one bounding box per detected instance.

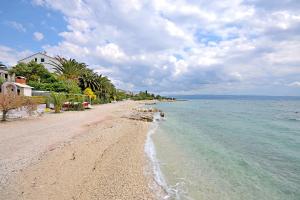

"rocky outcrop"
[123,107,165,122]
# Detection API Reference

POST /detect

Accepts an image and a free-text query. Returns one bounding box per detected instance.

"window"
[34,58,37,62]
[5,74,8,79]
[41,58,45,62]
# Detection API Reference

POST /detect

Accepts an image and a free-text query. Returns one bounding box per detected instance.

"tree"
[83,87,96,101]
[49,92,66,113]
[9,61,55,83]
[0,92,38,121]
[78,69,101,92]
[51,56,85,80]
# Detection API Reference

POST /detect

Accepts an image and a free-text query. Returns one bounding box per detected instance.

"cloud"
[5,21,26,32]
[27,0,300,95]
[33,32,44,41]
[0,45,32,66]
[288,81,300,87]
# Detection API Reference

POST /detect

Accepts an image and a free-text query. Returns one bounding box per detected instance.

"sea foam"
[144,112,171,199]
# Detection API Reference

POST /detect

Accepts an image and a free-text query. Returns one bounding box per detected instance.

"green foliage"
[51,56,117,102]
[79,69,100,91]
[91,97,102,105]
[66,94,85,103]
[130,91,172,101]
[49,92,66,113]
[132,91,155,100]
[29,96,47,104]
[64,79,82,94]
[9,57,173,106]
[28,79,81,94]
[115,90,128,101]
[9,61,56,83]
[51,56,85,80]
[0,77,5,86]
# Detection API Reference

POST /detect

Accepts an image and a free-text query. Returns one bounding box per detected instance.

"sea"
[145,95,300,200]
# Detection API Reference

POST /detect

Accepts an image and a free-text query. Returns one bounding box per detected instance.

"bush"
[49,92,66,113]
[64,102,84,111]
[91,98,101,105]
[0,92,38,121]
[28,79,81,94]
[30,96,47,104]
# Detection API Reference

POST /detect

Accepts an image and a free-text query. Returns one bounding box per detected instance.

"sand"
[0,100,159,200]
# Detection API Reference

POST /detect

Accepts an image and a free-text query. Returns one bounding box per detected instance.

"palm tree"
[78,69,101,92]
[49,57,117,102]
[50,56,86,80]
[97,76,116,102]
[49,92,66,113]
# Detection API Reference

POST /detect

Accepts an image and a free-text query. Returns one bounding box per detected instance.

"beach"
[0,100,158,200]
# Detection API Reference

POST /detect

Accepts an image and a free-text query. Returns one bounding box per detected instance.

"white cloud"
[33,32,44,41]
[95,43,127,62]
[0,45,32,66]
[173,59,188,76]
[26,0,300,95]
[288,81,300,87]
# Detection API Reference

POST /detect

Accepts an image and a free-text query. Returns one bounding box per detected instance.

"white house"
[1,76,33,96]
[18,52,59,72]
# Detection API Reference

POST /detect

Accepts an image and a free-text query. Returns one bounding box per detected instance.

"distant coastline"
[171,94,300,100]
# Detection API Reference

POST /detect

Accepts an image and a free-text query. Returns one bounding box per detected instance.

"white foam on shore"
[144,112,171,199]
[144,113,194,200]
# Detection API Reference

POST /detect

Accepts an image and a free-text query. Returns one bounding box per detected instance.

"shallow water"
[150,98,300,200]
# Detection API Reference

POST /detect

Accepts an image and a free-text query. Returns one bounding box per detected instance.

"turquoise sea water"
[149,97,300,200]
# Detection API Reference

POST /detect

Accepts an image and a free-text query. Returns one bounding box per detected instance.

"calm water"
[149,98,300,200]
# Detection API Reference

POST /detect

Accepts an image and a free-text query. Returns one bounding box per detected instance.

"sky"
[0,0,300,96]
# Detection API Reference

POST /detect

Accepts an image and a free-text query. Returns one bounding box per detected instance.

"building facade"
[18,52,59,72]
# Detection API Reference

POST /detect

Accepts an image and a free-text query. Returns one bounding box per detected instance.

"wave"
[144,113,194,200]
[144,113,169,198]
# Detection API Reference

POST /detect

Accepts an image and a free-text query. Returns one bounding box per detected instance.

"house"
[18,52,59,72]
[0,66,15,82]
[1,76,33,96]
[14,76,33,96]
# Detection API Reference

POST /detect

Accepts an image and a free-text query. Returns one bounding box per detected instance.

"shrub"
[0,92,38,121]
[49,92,66,113]
[83,87,96,101]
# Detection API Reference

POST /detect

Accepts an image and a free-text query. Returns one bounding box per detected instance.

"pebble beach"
[0,100,160,200]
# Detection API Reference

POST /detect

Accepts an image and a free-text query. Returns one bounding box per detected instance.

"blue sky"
[0,0,300,96]
[0,0,66,51]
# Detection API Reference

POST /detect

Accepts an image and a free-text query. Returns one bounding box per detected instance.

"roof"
[0,66,8,71]
[16,76,26,79]
[14,82,34,88]
[18,52,57,63]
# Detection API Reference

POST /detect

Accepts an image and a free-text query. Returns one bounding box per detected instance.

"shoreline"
[0,100,161,200]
